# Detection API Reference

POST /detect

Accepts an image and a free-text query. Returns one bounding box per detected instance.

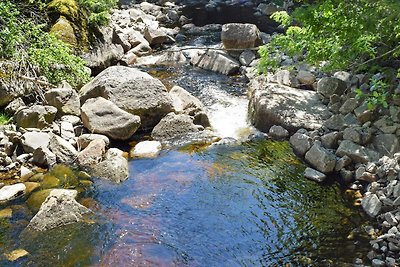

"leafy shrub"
[355,75,393,110]
[78,0,117,27]
[258,0,400,73]
[0,1,90,88]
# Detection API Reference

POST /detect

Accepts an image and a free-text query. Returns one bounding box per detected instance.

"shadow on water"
[181,4,280,33]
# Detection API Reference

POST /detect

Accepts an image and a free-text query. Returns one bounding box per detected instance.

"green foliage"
[0,1,90,87]
[78,0,117,27]
[0,113,11,125]
[258,0,400,73]
[355,75,392,110]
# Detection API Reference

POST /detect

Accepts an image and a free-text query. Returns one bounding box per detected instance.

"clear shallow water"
[0,140,370,266]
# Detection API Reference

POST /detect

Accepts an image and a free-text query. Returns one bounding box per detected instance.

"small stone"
[335,155,352,171]
[384,212,398,226]
[130,141,162,158]
[371,258,385,267]
[268,125,289,139]
[304,167,327,182]
[305,144,336,173]
[361,193,382,217]
[20,166,34,181]
[4,249,29,261]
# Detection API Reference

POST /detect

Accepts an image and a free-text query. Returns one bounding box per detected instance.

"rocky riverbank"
[0,0,399,265]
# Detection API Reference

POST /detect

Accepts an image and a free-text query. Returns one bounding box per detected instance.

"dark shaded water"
[0,140,370,266]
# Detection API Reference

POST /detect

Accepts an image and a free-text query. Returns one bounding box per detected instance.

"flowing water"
[0,17,373,267]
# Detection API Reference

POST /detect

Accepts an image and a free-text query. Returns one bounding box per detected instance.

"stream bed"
[0,63,372,266]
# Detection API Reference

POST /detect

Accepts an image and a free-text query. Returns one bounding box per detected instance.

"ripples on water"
[0,140,370,266]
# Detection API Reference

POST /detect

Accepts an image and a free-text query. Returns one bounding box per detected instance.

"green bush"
[0,1,90,88]
[258,0,400,74]
[78,0,117,27]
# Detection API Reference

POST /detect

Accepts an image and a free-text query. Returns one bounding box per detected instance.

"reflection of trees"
[207,139,368,265]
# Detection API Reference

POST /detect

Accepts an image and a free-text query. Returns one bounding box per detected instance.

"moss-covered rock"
[50,16,77,47]
[47,0,89,51]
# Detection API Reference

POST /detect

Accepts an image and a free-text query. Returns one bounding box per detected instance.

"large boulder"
[190,50,240,75]
[151,113,200,141]
[79,66,173,130]
[221,23,261,49]
[44,82,80,117]
[81,97,141,140]
[305,144,336,173]
[14,105,57,129]
[26,189,91,231]
[92,149,129,183]
[249,83,332,133]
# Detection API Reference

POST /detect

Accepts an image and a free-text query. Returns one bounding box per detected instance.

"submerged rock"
[249,83,331,132]
[26,189,91,231]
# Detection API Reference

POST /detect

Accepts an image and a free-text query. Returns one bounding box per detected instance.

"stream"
[0,6,374,267]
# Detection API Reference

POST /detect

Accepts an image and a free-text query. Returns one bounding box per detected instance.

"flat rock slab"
[249,83,332,132]
[0,183,26,202]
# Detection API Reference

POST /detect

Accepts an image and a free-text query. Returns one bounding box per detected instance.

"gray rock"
[343,127,362,144]
[372,134,400,157]
[81,97,141,140]
[221,23,261,49]
[249,83,332,132]
[239,50,256,66]
[268,125,289,139]
[93,151,129,183]
[4,98,25,115]
[371,259,386,267]
[354,102,374,123]
[0,183,26,202]
[304,167,327,182]
[336,140,379,164]
[77,134,110,150]
[48,133,78,164]
[190,50,240,75]
[305,144,336,173]
[169,86,203,113]
[317,77,347,98]
[289,132,312,156]
[60,121,75,141]
[339,98,358,114]
[32,147,57,167]
[320,131,340,148]
[276,70,299,88]
[362,193,382,217]
[0,76,34,107]
[21,132,50,153]
[61,115,81,126]
[144,27,169,45]
[80,66,173,130]
[44,82,80,117]
[296,70,316,85]
[14,105,57,129]
[77,139,106,167]
[26,189,91,231]
[151,113,200,141]
[335,155,352,171]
